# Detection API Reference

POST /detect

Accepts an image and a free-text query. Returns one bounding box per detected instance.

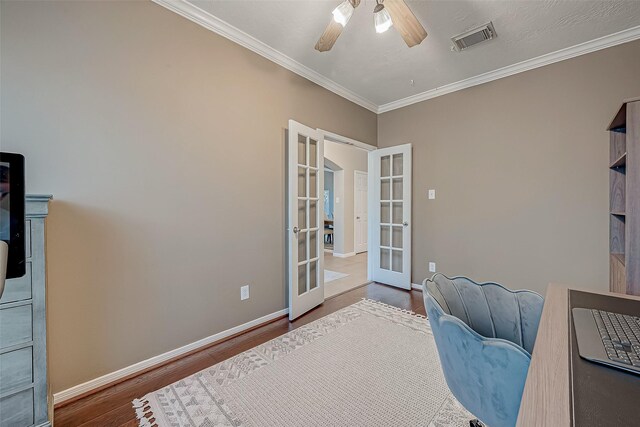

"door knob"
[403,221,409,227]
[293,226,299,234]
[356,216,360,220]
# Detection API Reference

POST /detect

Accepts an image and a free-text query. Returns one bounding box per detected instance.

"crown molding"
[151,0,378,113]
[377,24,640,113]
[153,0,640,115]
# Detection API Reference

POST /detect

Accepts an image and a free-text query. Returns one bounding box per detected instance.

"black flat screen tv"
[0,152,25,279]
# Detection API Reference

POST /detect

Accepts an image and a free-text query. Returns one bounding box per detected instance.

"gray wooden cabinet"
[0,195,51,427]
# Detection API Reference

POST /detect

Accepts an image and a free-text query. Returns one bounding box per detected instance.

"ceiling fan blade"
[315,19,344,52]
[385,0,427,47]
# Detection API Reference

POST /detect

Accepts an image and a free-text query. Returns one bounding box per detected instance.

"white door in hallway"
[287,120,325,320]
[354,171,368,254]
[368,144,412,290]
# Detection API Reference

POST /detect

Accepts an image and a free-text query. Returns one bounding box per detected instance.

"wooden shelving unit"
[610,152,627,168]
[608,98,640,295]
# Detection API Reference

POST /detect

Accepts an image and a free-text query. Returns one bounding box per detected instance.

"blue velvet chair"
[423,274,544,427]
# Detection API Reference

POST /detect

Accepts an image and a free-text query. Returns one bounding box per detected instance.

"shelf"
[611,211,626,217]
[610,152,627,168]
[612,253,625,266]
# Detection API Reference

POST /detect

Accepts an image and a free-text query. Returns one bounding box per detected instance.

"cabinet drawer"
[0,304,32,349]
[0,346,33,394]
[0,388,34,427]
[0,262,32,305]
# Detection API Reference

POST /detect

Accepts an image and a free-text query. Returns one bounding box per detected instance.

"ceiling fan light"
[332,1,354,27]
[373,4,393,33]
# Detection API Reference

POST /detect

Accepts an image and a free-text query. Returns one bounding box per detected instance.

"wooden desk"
[517,284,640,426]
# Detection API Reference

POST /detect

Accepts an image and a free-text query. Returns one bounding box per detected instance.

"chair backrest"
[425,274,543,354]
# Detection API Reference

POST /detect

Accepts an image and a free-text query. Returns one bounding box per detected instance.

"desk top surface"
[517,284,640,427]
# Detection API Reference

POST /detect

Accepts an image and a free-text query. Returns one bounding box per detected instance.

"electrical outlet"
[241,285,250,301]
[428,189,436,200]
[429,262,436,273]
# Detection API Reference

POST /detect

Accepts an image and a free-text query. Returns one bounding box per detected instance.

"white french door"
[354,171,368,254]
[368,144,412,290]
[287,120,325,320]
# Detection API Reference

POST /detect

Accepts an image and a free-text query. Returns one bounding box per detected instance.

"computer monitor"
[0,152,25,298]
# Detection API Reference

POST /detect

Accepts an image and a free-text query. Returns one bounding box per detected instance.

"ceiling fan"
[315,0,427,52]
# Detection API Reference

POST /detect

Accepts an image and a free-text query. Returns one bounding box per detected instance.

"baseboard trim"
[411,283,423,291]
[53,307,289,406]
[332,251,356,258]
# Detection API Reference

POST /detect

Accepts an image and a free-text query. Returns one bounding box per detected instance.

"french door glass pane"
[309,201,317,228]
[381,248,391,270]
[298,231,307,263]
[381,155,391,177]
[298,200,307,230]
[298,135,307,165]
[392,226,403,248]
[392,153,403,175]
[392,202,403,225]
[309,261,318,290]
[381,202,390,224]
[309,171,317,198]
[298,264,307,295]
[309,139,317,168]
[392,178,402,200]
[392,250,403,272]
[381,179,391,201]
[380,225,390,247]
[298,168,307,197]
[310,231,317,259]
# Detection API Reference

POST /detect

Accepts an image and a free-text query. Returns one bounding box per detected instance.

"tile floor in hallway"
[324,251,369,298]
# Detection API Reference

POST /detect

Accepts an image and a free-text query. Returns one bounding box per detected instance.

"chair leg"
[469,419,484,427]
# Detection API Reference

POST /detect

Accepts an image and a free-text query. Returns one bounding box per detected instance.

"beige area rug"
[133,300,473,427]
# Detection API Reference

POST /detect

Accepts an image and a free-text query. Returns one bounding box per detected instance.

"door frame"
[287,126,412,319]
[318,129,375,263]
[317,129,377,152]
[353,170,368,254]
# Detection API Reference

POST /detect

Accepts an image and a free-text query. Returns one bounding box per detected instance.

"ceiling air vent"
[451,22,497,52]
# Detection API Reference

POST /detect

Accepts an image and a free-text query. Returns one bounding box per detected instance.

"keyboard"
[572,308,640,374]
[593,309,640,366]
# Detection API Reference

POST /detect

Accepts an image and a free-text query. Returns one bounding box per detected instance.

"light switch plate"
[428,189,436,200]
[241,285,250,300]
[429,262,436,273]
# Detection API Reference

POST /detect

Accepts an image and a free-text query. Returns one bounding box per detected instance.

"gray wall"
[0,0,377,393]
[378,39,640,295]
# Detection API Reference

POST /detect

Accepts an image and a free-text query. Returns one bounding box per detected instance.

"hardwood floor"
[324,252,368,298]
[54,282,425,427]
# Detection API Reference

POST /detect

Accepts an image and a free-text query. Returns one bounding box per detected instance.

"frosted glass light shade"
[332,1,354,27]
[374,6,393,33]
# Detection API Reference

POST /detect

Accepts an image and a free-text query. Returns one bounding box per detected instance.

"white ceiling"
[174,0,640,111]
